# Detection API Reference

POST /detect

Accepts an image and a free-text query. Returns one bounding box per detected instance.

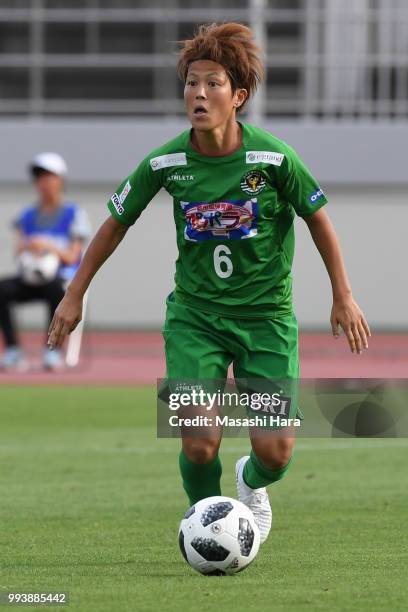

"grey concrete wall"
[0,184,406,330]
[1,119,408,185]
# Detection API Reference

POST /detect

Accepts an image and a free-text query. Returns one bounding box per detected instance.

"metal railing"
[0,0,407,120]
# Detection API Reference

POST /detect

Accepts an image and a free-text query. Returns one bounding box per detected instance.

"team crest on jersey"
[240,170,266,195]
[181,199,258,241]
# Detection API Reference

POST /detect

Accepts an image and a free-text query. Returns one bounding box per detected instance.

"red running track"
[0,331,407,385]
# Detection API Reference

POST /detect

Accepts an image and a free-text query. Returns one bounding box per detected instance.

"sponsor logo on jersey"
[246,151,285,166]
[110,193,124,215]
[181,199,258,241]
[168,173,195,181]
[118,180,131,203]
[240,170,267,195]
[150,152,187,171]
[309,188,325,204]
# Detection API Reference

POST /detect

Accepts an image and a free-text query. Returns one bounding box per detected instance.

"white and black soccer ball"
[179,496,260,575]
[19,251,60,286]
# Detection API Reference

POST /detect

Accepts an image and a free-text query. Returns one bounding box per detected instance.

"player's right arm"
[48,216,128,348]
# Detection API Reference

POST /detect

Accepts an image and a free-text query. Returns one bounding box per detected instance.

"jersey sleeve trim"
[299,194,328,216]
[107,154,163,226]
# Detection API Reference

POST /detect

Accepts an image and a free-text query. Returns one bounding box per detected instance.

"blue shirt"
[15,202,91,281]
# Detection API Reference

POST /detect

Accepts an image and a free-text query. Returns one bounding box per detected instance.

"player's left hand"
[48,290,83,349]
[330,296,371,354]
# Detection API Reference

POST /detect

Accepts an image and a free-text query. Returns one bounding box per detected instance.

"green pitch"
[0,387,407,612]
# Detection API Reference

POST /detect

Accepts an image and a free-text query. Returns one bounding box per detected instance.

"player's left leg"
[233,312,299,542]
[245,430,296,487]
[235,431,295,543]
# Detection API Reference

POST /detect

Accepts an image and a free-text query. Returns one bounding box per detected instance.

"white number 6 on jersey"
[213,244,233,279]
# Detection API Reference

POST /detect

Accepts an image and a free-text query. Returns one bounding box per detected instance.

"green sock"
[243,450,293,489]
[179,450,222,505]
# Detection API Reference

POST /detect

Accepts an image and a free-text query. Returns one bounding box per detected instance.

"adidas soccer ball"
[179,496,260,575]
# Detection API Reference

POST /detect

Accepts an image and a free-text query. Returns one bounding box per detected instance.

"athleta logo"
[309,188,325,204]
[246,151,285,166]
[150,152,187,171]
[168,173,195,181]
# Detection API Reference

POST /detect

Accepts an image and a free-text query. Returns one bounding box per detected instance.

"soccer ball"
[179,496,260,575]
[19,251,60,286]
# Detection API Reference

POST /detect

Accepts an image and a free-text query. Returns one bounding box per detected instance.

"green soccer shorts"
[162,293,300,420]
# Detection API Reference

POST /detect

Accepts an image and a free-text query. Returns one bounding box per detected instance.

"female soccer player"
[48,23,370,543]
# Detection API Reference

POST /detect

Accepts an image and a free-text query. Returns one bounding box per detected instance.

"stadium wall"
[1,119,407,185]
[0,120,406,329]
[1,185,406,330]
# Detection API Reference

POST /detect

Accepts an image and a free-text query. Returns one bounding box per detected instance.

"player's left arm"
[302,207,371,354]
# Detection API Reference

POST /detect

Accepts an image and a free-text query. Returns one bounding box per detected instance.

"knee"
[264,450,292,471]
[253,443,293,470]
[183,438,220,464]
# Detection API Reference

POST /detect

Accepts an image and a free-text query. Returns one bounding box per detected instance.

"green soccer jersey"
[107,123,328,318]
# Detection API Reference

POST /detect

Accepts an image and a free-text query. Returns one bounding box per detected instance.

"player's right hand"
[48,291,83,349]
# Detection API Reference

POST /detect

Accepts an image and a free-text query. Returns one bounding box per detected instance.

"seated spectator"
[0,152,91,371]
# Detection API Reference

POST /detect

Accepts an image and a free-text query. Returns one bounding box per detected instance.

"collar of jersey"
[186,121,248,163]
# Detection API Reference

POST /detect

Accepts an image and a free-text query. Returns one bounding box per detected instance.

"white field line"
[0,439,407,455]
[90,439,408,454]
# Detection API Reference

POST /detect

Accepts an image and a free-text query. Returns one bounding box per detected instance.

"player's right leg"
[180,434,223,505]
[162,293,232,506]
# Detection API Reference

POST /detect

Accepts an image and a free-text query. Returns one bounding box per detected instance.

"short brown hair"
[177,22,264,111]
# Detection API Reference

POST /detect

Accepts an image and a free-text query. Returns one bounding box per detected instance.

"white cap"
[30,152,68,177]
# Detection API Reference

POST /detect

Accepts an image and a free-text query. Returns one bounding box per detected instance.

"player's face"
[34,171,63,204]
[184,60,247,130]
